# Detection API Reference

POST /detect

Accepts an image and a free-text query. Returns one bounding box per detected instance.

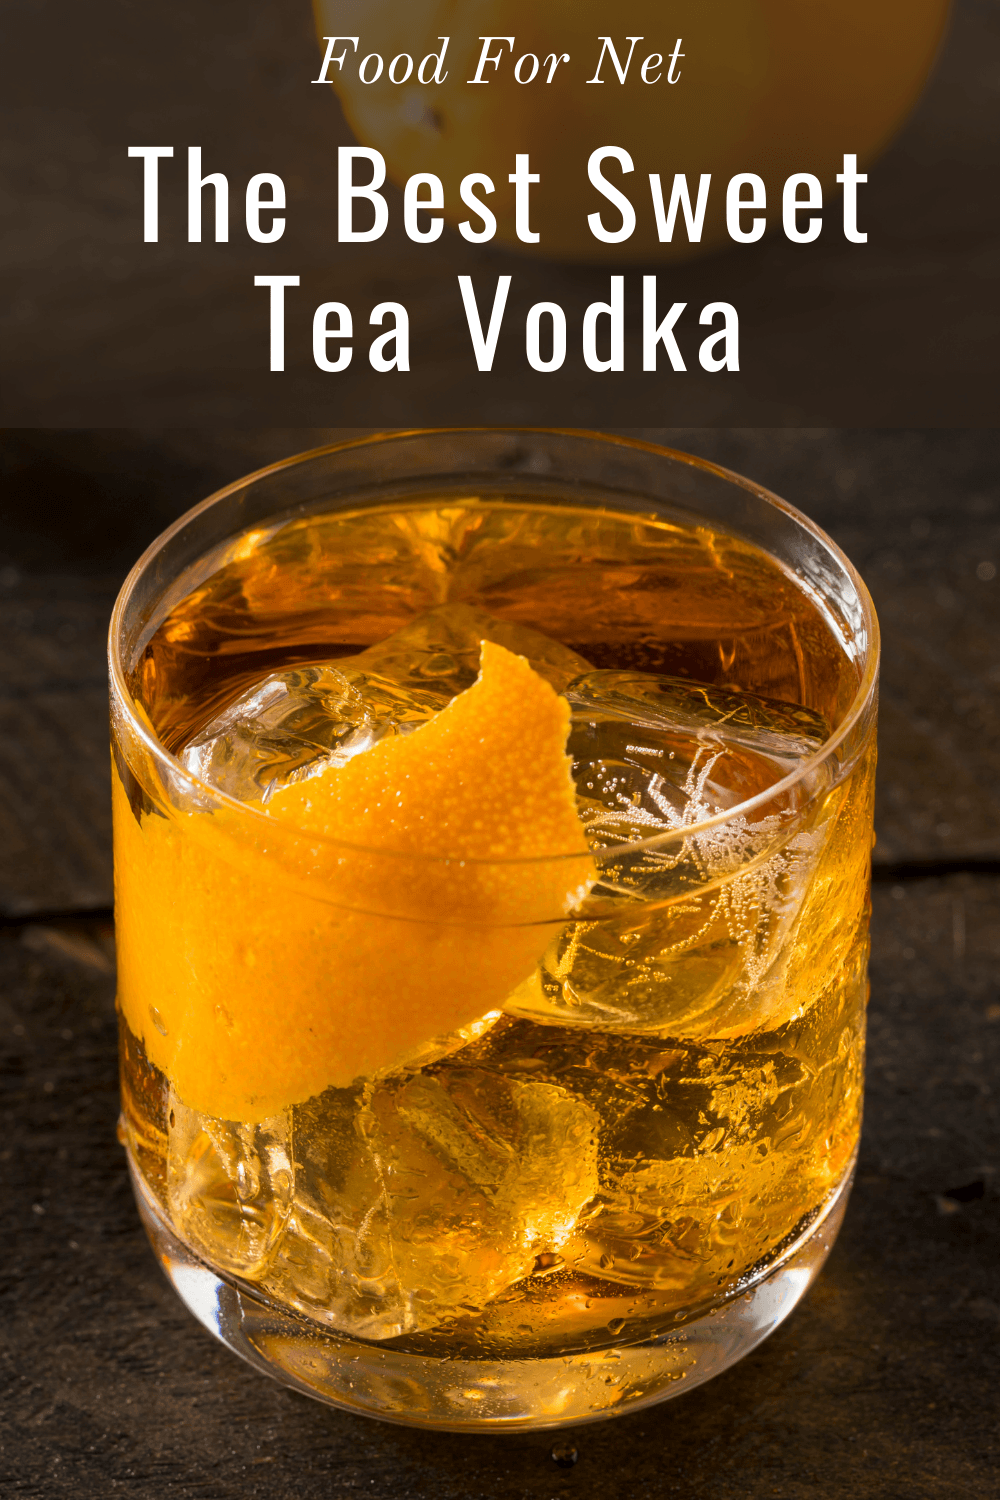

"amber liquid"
[119,498,871,1357]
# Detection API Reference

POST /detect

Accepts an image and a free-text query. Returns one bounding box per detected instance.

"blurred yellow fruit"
[314,0,951,261]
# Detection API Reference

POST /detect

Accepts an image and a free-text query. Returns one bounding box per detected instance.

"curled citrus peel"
[114,642,594,1121]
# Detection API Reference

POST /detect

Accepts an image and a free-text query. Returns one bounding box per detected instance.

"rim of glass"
[108,427,880,867]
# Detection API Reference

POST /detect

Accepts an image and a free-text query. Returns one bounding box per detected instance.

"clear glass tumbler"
[110,430,878,1430]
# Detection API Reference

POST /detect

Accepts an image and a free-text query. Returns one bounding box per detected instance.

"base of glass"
[131,1162,852,1432]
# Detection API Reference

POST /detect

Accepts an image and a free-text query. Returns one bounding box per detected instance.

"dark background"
[2,0,999,425]
[1,427,998,1497]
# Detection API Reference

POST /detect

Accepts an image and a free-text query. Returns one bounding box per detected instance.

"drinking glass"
[111,430,878,1429]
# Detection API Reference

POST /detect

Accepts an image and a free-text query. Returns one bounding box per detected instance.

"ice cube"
[361,1068,599,1330]
[356,602,592,697]
[505,671,835,1040]
[166,1090,294,1280]
[259,1063,599,1339]
[179,604,591,804]
[178,664,445,805]
[258,1085,414,1341]
[567,670,828,855]
[571,972,865,1297]
[464,1012,856,1304]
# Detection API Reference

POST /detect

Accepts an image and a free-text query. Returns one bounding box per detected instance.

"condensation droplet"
[551,1442,579,1468]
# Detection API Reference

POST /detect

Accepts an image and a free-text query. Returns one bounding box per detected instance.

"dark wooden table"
[2,429,998,1497]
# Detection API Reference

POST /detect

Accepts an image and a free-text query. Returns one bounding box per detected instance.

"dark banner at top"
[3,0,996,425]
